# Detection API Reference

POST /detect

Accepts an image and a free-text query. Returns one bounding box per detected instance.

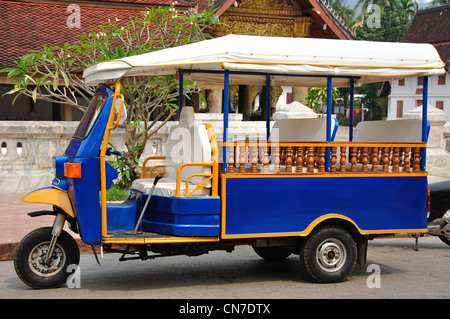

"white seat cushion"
[270,117,338,142]
[353,119,425,142]
[131,178,210,197]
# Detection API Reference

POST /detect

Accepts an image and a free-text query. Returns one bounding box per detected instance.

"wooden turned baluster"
[340,146,347,172]
[296,147,304,173]
[250,145,258,173]
[239,145,246,173]
[382,147,390,173]
[413,147,421,172]
[330,147,337,173]
[274,146,280,173]
[361,147,369,173]
[262,146,269,173]
[371,147,379,173]
[392,147,400,172]
[399,148,404,170]
[285,146,293,173]
[227,144,235,173]
[389,147,394,166]
[350,147,358,172]
[303,147,308,167]
[404,147,411,172]
[291,147,297,168]
[318,147,326,173]
[280,147,286,165]
[307,146,315,173]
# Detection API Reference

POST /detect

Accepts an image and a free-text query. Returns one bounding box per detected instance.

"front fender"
[22,187,75,218]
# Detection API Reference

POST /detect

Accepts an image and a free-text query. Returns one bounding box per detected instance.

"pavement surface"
[1,175,448,261]
[0,191,83,261]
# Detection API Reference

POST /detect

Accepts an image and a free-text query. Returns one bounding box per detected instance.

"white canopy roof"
[83,34,446,87]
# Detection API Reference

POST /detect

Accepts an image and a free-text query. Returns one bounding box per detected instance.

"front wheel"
[14,227,80,289]
[300,226,357,283]
[439,234,450,246]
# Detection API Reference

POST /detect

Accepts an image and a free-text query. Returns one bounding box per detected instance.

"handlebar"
[106,148,123,157]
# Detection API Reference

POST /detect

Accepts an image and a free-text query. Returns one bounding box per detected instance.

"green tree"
[355,0,416,42]
[329,0,355,25]
[354,0,390,15]
[1,5,219,185]
[304,87,340,114]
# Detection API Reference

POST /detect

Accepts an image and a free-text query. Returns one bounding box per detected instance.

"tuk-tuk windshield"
[73,93,107,140]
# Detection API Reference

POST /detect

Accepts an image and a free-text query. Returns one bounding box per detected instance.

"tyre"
[300,226,357,283]
[438,211,450,246]
[439,235,450,246]
[14,227,80,289]
[429,210,450,246]
[253,246,292,260]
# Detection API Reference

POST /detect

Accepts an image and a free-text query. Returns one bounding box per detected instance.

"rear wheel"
[14,227,80,289]
[300,226,357,283]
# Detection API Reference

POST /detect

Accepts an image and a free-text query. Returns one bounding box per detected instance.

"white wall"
[388,73,450,119]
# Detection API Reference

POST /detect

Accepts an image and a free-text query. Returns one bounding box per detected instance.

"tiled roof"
[403,5,450,68]
[86,0,192,5]
[0,1,191,69]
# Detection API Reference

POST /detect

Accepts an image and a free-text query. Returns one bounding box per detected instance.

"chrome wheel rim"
[28,241,66,277]
[316,238,347,273]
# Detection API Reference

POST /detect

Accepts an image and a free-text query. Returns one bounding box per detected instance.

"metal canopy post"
[421,75,428,171]
[349,77,355,141]
[223,69,230,174]
[178,69,184,119]
[266,74,271,141]
[326,76,332,172]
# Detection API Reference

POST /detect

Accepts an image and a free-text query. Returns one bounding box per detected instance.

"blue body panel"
[62,84,119,245]
[67,158,102,244]
[223,175,428,236]
[106,191,142,231]
[141,195,221,236]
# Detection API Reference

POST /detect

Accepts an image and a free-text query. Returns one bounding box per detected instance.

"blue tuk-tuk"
[14,35,446,288]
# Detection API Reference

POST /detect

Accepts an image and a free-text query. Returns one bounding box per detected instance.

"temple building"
[0,0,352,121]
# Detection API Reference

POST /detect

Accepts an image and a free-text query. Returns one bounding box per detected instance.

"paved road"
[1,236,448,301]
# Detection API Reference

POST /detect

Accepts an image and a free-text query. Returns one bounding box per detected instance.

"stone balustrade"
[0,113,268,191]
[0,107,449,192]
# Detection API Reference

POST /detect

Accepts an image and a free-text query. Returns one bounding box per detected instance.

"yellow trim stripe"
[222,60,445,70]
[100,82,124,238]
[22,188,75,218]
[221,212,427,240]
[102,236,220,245]
[220,175,428,239]
[221,141,427,148]
[91,58,445,71]
[223,172,427,179]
